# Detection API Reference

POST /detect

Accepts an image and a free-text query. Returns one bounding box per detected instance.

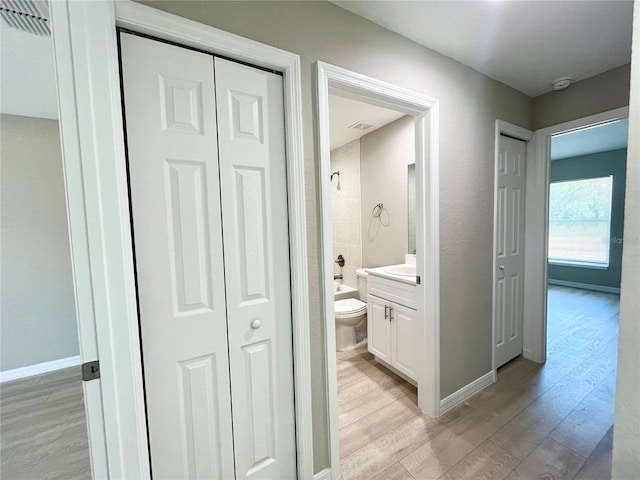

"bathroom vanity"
[365,263,418,383]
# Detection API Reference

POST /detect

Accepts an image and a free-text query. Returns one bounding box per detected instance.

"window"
[548,176,613,267]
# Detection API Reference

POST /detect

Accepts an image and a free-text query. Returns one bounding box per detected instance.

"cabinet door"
[368,294,391,362]
[391,303,419,380]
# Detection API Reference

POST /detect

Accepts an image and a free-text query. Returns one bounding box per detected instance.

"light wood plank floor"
[1,366,91,479]
[337,286,619,480]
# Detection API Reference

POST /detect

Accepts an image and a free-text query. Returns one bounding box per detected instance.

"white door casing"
[49,1,313,477]
[495,135,526,368]
[317,62,440,478]
[522,108,628,365]
[120,33,236,478]
[49,3,112,476]
[214,57,297,479]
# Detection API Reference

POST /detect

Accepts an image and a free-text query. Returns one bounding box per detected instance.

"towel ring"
[372,203,383,218]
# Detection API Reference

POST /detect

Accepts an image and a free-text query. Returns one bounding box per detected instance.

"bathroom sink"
[384,264,416,276]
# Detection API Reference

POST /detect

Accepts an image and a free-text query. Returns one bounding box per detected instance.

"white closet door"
[495,135,526,368]
[214,57,297,479]
[120,34,235,479]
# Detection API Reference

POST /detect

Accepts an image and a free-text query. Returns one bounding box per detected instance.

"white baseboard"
[439,371,494,415]
[548,279,620,294]
[314,468,332,480]
[0,355,81,383]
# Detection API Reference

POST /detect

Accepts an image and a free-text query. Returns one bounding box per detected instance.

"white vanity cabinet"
[366,272,419,381]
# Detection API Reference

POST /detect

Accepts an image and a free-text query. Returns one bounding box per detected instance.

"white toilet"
[335,268,368,351]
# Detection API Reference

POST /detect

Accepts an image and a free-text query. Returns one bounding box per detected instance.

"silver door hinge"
[82,360,101,381]
[416,275,421,285]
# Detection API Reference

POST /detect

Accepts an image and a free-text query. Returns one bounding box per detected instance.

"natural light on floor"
[548,176,613,267]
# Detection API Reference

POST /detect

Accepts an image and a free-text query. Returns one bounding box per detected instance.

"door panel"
[120,33,236,479]
[495,135,526,367]
[368,295,391,362]
[214,57,297,479]
[391,303,418,379]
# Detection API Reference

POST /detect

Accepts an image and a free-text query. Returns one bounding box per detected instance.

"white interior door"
[214,57,297,479]
[120,34,236,479]
[495,135,526,368]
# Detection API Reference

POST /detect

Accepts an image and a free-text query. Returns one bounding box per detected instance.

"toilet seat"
[335,298,367,317]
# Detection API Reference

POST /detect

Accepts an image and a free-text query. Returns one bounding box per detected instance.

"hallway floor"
[0,366,90,479]
[337,286,619,479]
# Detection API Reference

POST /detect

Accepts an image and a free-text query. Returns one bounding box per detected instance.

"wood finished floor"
[337,286,619,480]
[0,366,91,479]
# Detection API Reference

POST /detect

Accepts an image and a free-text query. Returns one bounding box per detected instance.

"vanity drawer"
[368,275,416,309]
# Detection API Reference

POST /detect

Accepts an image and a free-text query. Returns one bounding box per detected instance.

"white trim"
[314,468,333,480]
[548,260,609,270]
[0,356,81,383]
[498,120,534,142]
[524,106,629,363]
[53,1,313,478]
[439,371,494,415]
[548,279,621,295]
[492,121,533,377]
[49,2,132,477]
[317,61,440,479]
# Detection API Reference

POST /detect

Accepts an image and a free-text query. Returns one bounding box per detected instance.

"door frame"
[522,106,629,364]
[492,121,533,378]
[316,62,440,478]
[49,1,313,478]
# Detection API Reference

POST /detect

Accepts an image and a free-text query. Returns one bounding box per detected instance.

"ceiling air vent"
[0,0,50,36]
[348,121,374,131]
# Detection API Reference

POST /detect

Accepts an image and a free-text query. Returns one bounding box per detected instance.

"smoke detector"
[348,121,374,131]
[0,0,50,36]
[551,77,572,91]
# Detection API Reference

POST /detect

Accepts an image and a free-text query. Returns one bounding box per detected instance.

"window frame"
[547,175,614,268]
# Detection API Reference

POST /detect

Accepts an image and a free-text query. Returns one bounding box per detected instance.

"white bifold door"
[120,33,296,479]
[495,135,526,368]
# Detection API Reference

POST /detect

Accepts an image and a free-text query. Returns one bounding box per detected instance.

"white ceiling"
[1,1,632,120]
[330,0,634,97]
[1,24,58,119]
[551,119,629,161]
[329,94,406,150]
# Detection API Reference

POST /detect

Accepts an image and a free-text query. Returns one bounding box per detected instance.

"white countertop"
[366,264,417,285]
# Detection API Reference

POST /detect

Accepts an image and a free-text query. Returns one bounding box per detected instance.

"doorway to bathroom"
[316,62,440,479]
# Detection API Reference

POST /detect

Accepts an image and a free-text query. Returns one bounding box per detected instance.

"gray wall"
[1,114,79,372]
[532,64,631,130]
[137,1,533,470]
[548,149,627,289]
[361,115,414,268]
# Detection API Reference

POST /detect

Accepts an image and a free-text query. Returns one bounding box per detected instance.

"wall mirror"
[408,163,416,254]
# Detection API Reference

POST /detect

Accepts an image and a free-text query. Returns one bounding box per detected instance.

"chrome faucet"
[334,254,345,280]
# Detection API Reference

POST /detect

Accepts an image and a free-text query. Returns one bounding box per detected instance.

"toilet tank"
[355,268,368,301]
